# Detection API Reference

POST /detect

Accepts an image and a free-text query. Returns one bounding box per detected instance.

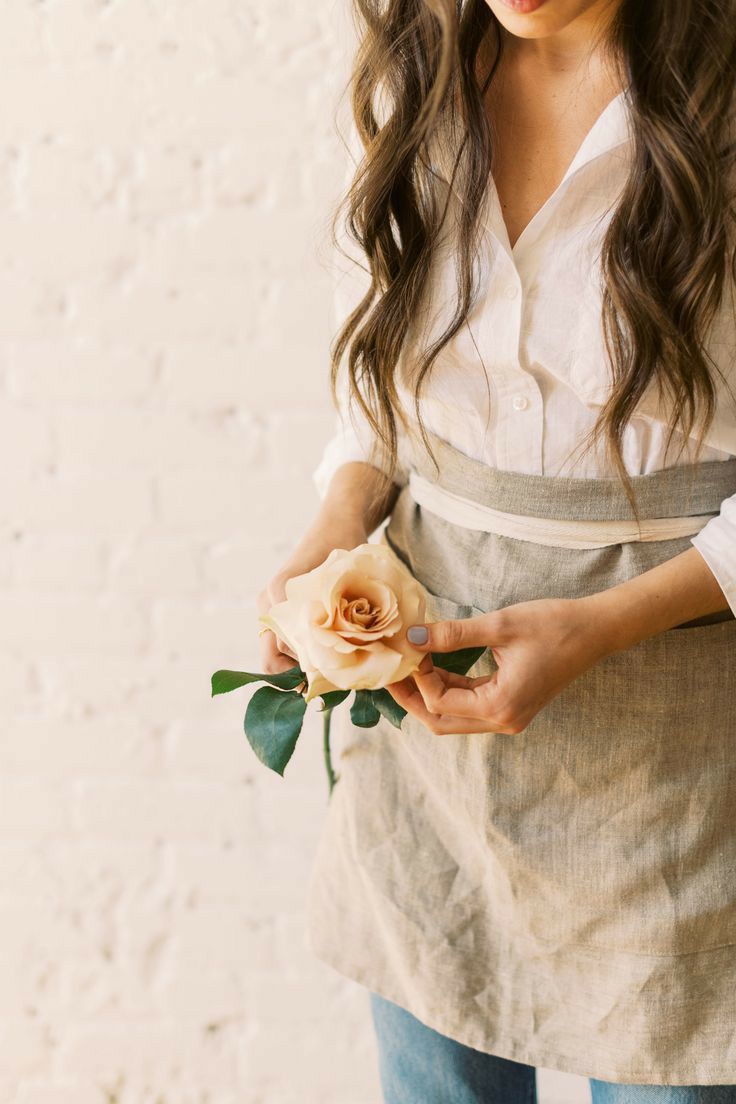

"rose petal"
[333,579,400,639]
[266,540,431,697]
[320,641,404,691]
[304,667,343,703]
[258,604,303,657]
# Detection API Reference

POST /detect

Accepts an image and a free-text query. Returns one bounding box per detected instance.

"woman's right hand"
[256,517,370,676]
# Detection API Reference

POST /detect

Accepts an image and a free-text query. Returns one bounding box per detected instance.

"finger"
[418,667,496,691]
[258,619,298,661]
[384,674,426,713]
[258,626,300,674]
[387,665,494,703]
[413,665,503,720]
[275,636,298,661]
[261,655,301,676]
[406,608,507,655]
[257,588,277,614]
[385,676,504,735]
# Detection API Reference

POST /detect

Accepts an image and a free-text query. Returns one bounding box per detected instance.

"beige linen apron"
[305,428,736,1086]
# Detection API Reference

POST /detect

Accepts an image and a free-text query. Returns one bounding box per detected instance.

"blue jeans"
[369,992,736,1104]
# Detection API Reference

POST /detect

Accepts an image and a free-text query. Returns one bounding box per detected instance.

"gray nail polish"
[407,624,429,644]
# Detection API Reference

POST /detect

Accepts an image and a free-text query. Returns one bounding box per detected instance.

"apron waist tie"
[408,470,718,550]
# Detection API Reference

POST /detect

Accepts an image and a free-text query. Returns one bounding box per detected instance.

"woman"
[258,0,736,1099]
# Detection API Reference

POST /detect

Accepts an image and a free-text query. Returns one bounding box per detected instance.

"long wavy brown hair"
[326,0,736,525]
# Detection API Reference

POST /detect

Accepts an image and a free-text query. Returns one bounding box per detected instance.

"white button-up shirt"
[312,89,736,615]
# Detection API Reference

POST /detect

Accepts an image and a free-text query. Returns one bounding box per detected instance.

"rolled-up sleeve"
[311,125,411,502]
[690,493,736,617]
[311,373,411,501]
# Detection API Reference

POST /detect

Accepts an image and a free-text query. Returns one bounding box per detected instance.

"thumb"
[405,611,498,654]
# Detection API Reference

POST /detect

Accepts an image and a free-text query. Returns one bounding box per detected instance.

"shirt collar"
[560,85,634,185]
[432,85,634,263]
[434,84,634,203]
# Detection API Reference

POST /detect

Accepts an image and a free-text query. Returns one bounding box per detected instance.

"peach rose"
[258,541,428,704]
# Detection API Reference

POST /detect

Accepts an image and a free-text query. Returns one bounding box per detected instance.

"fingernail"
[407,624,428,644]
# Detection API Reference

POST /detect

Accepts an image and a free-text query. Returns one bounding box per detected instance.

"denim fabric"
[370,992,537,1104]
[369,992,736,1104]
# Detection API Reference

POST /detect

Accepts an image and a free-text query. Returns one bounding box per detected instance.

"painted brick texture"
[0,3,588,1101]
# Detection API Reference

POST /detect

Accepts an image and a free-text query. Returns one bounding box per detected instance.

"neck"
[496,0,621,84]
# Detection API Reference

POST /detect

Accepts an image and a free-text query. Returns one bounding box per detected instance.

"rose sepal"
[315,689,351,710]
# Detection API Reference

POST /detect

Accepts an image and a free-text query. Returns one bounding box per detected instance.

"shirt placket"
[476,240,544,472]
[465,88,633,476]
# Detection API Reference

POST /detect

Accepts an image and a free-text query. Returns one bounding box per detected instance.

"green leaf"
[243,686,307,776]
[431,646,487,676]
[350,689,381,728]
[316,689,351,710]
[211,665,305,696]
[370,687,407,729]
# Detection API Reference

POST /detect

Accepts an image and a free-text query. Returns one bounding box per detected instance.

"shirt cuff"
[689,493,736,617]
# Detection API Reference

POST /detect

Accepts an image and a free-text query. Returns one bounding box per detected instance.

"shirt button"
[512,394,529,411]
[504,284,519,299]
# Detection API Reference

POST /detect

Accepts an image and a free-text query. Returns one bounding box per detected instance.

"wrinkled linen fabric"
[305,426,736,1085]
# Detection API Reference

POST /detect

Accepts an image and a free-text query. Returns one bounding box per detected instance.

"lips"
[497,0,548,12]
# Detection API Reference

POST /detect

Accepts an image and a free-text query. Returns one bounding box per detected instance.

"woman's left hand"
[385,595,615,735]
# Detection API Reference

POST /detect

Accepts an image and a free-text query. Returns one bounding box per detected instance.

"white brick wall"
[0,3,589,1101]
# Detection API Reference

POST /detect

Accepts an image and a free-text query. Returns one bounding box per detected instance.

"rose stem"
[323,707,339,797]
